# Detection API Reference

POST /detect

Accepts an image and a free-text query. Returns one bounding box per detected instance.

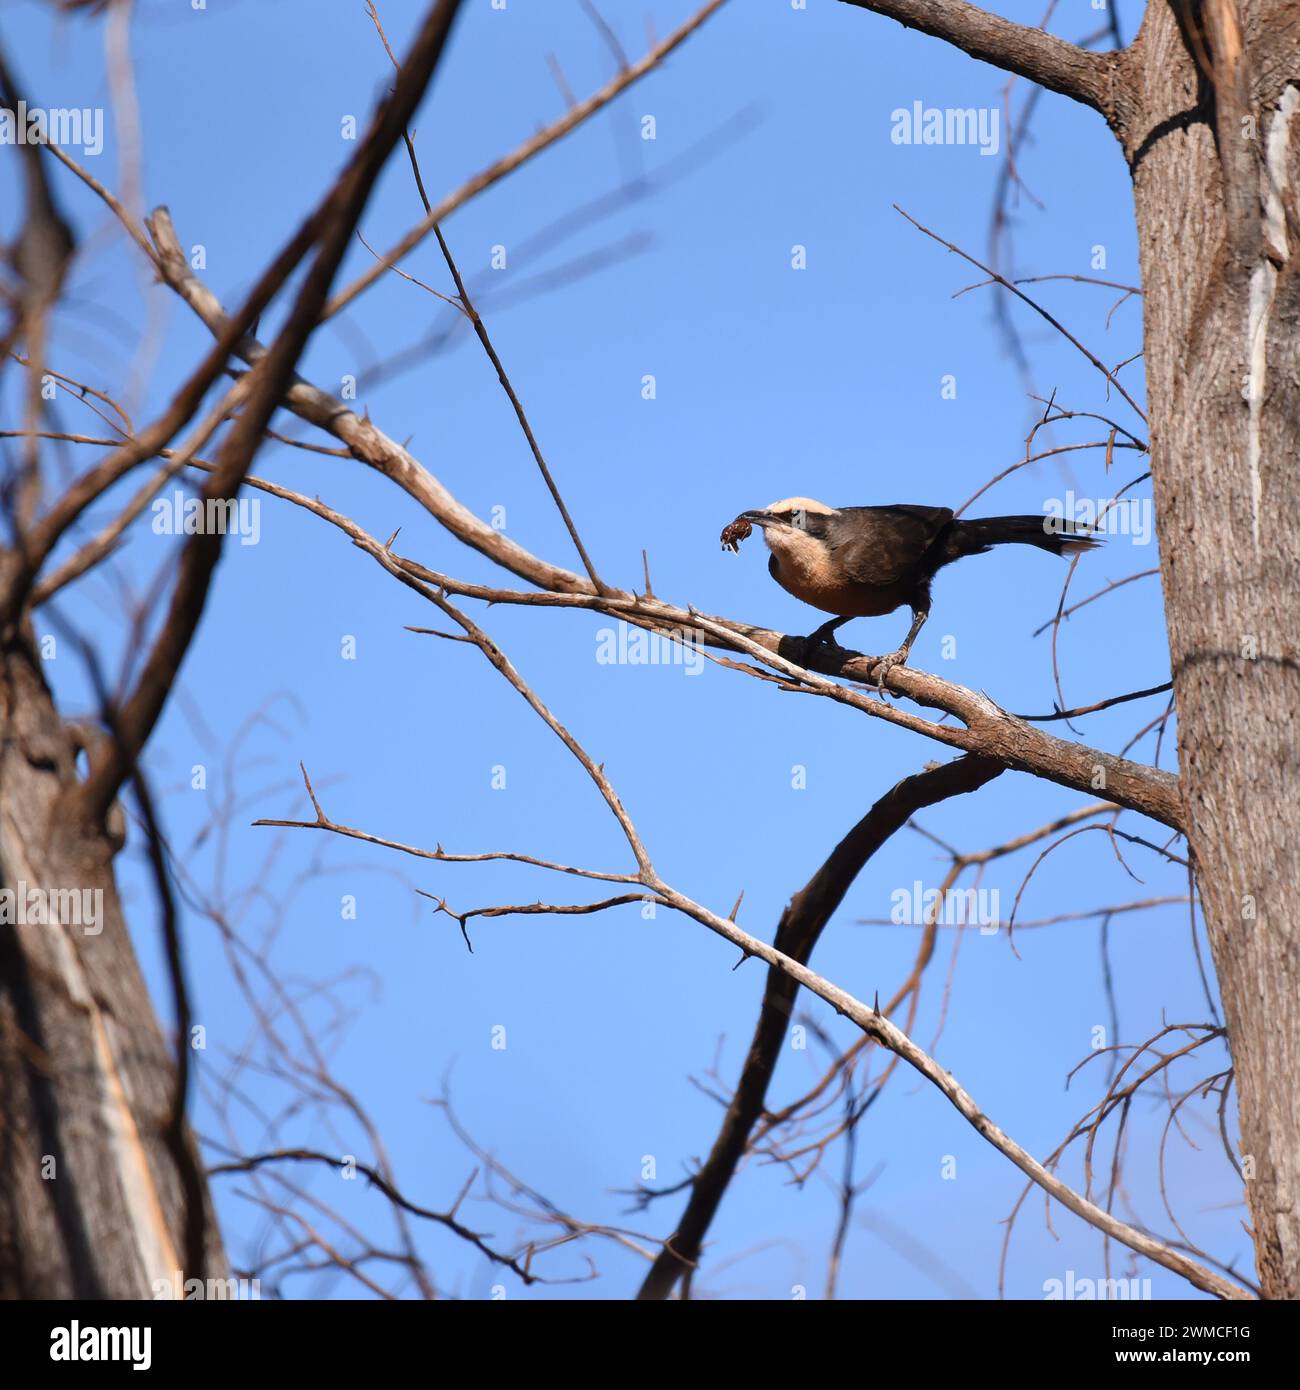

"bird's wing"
[828,505,954,586]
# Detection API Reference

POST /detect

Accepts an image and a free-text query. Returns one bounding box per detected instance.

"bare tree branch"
[895,205,1148,423]
[324,0,729,320]
[364,4,610,595]
[254,588,1239,1298]
[839,0,1130,120]
[637,754,1004,1300]
[72,0,467,827]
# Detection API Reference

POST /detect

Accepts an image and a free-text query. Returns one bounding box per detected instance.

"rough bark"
[1119,2,1300,1301]
[0,626,227,1297]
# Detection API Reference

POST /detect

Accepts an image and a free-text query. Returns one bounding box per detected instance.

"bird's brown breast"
[767,546,908,617]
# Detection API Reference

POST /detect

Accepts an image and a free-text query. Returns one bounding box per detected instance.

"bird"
[720,497,1100,687]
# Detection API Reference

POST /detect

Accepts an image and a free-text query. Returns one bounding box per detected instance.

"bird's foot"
[868,647,910,697]
[792,627,842,667]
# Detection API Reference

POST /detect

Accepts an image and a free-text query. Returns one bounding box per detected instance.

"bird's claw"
[869,648,908,697]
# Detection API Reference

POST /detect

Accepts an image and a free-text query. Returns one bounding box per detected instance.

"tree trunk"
[1123,3,1300,1299]
[0,625,226,1297]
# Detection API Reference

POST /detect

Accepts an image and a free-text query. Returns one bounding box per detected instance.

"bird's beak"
[740,509,777,528]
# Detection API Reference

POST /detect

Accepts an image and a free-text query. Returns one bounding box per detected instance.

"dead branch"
[72,0,466,829]
[636,753,1003,1299]
[838,1,1130,119]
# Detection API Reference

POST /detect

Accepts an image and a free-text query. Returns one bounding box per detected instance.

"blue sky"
[2,0,1248,1298]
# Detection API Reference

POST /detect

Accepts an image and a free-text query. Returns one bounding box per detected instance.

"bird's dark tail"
[947,514,1102,560]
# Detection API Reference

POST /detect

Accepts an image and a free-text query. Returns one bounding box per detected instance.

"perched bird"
[720,497,1100,685]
